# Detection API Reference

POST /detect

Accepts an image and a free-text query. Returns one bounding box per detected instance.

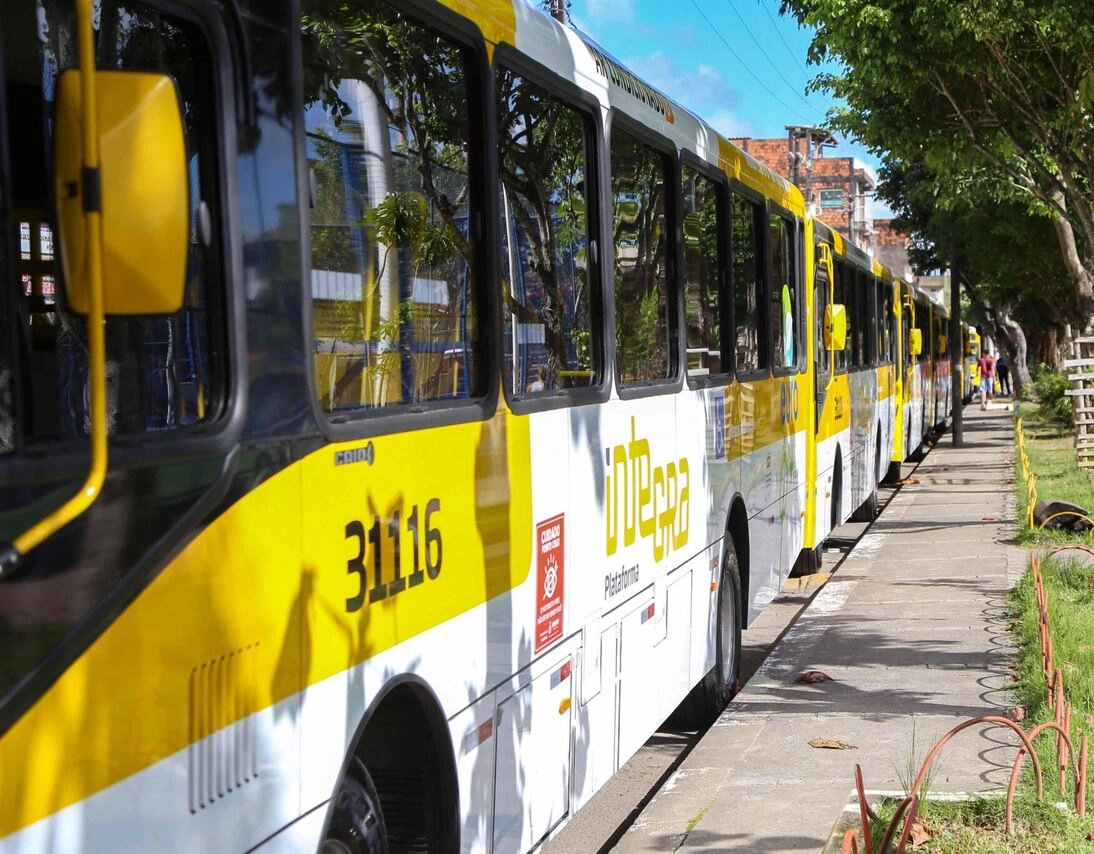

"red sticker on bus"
[535,515,565,652]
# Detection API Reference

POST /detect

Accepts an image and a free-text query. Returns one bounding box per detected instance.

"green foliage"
[1032,364,1074,426]
[877,159,1075,336]
[780,0,1094,325]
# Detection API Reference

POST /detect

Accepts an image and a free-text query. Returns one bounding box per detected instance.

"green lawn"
[1018,403,1094,546]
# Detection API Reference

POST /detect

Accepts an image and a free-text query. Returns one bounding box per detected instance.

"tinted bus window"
[611,129,672,385]
[769,214,794,370]
[864,275,874,365]
[917,303,930,362]
[682,167,725,379]
[1,4,224,445]
[814,243,830,376]
[834,261,849,370]
[732,193,766,373]
[876,281,890,364]
[304,3,482,411]
[497,69,597,396]
[888,288,897,363]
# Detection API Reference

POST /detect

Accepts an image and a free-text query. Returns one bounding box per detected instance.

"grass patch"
[862,554,1094,850]
[868,793,1094,853]
[1017,402,1094,547]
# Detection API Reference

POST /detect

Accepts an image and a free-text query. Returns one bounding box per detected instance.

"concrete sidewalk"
[616,403,1026,853]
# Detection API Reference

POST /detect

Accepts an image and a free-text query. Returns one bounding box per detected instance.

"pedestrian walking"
[996,355,1011,396]
[977,351,996,409]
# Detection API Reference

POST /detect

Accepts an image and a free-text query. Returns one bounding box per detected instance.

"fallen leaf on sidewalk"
[901,477,919,485]
[796,670,834,683]
[1009,705,1026,722]
[909,818,932,846]
[982,515,1001,521]
[809,738,856,750]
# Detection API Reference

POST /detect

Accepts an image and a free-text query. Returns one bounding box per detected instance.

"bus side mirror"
[54,70,189,315]
[965,342,976,356]
[909,329,923,356]
[824,303,846,352]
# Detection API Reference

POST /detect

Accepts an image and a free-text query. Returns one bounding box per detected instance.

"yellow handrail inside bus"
[3,0,107,573]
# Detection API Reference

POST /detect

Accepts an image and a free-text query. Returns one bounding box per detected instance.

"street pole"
[950,259,964,445]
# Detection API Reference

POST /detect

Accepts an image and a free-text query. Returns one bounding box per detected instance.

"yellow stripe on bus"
[0,411,532,838]
[441,0,516,52]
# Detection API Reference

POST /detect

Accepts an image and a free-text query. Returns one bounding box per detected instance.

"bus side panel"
[0,463,308,851]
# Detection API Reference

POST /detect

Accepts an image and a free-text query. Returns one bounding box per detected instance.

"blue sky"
[566,0,890,216]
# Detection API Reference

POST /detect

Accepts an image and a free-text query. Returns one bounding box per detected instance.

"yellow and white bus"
[796,223,896,572]
[963,325,982,403]
[893,286,951,470]
[0,1,943,851]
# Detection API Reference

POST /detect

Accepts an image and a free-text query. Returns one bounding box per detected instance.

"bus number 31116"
[344,499,443,612]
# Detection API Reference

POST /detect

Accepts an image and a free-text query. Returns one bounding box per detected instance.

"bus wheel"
[852,434,881,522]
[322,757,388,854]
[851,488,877,522]
[672,539,742,728]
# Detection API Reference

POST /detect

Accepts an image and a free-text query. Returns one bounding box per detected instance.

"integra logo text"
[605,417,689,562]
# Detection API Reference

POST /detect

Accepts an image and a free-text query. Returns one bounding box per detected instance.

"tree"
[781,0,1094,323]
[876,156,1075,388]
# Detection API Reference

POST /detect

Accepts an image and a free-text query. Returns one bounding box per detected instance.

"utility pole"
[950,256,964,445]
[547,0,570,22]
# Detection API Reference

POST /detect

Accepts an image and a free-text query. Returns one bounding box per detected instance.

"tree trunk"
[1050,203,1094,324]
[1006,319,1032,393]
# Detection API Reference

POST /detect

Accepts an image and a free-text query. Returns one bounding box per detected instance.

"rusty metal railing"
[840,553,1088,853]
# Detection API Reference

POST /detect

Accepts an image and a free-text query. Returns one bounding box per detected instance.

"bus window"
[611,128,672,385]
[876,280,890,364]
[855,270,866,366]
[917,303,930,362]
[768,214,794,370]
[682,166,725,379]
[866,276,876,366]
[814,243,829,377]
[889,291,897,363]
[834,260,849,371]
[304,3,482,411]
[902,300,913,369]
[497,69,597,396]
[732,193,766,374]
[0,190,11,454]
[1,2,224,447]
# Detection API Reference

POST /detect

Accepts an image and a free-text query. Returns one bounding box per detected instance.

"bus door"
[813,240,832,433]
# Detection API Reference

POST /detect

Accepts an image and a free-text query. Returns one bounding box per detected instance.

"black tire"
[850,488,877,522]
[671,539,743,728]
[882,460,901,485]
[322,757,389,854]
[790,545,822,577]
[852,433,881,522]
[830,457,843,530]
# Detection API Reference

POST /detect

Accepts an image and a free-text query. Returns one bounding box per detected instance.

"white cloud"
[623,51,739,118]
[707,109,757,139]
